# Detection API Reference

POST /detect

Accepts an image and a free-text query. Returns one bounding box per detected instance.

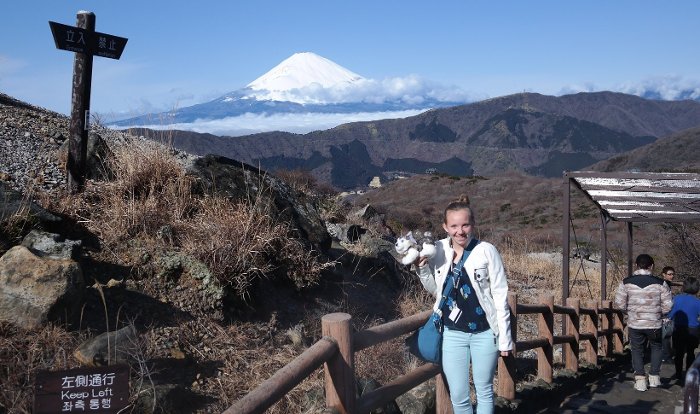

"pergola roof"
[568,171,700,223]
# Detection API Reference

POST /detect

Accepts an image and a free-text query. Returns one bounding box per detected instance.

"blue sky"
[2,0,700,121]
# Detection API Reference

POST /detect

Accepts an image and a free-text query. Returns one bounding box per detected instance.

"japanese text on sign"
[34,365,128,414]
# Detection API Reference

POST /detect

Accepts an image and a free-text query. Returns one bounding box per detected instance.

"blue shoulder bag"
[406,239,478,364]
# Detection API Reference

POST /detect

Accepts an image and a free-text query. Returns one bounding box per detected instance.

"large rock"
[0,181,62,225]
[0,245,84,329]
[58,132,113,180]
[187,155,331,252]
[395,381,436,414]
[21,229,82,260]
[74,324,139,366]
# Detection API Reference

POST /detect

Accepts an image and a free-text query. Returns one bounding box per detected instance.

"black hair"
[662,266,675,274]
[635,254,654,270]
[683,277,699,295]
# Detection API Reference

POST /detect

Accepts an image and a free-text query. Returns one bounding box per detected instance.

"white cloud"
[557,82,597,95]
[557,75,700,100]
[245,75,474,105]
[115,109,430,137]
[617,75,700,100]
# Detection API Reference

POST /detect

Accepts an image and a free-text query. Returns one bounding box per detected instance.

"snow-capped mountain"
[243,52,364,103]
[110,52,467,136]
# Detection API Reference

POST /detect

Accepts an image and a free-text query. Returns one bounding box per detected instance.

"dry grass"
[0,323,84,413]
[0,137,339,411]
[49,137,332,301]
[180,195,279,298]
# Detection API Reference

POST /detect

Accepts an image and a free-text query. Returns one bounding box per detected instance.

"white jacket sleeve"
[487,245,513,351]
[415,264,438,297]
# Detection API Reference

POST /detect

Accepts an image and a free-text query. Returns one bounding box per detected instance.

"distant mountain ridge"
[111,52,464,130]
[590,125,700,173]
[131,91,700,190]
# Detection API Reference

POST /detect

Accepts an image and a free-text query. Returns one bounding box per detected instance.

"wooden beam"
[567,171,700,180]
[224,337,338,414]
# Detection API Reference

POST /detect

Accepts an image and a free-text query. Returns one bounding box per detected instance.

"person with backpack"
[614,254,673,391]
[668,277,700,384]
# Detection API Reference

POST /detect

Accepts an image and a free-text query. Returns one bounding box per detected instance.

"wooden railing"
[496,293,625,399]
[683,354,700,414]
[225,293,626,414]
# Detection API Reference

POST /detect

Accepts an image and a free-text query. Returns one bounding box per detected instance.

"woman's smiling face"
[443,208,473,248]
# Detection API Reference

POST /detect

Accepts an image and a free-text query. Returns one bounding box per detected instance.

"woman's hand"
[500,350,511,357]
[415,256,429,267]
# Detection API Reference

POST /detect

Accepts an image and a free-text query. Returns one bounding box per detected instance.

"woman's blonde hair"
[443,194,475,224]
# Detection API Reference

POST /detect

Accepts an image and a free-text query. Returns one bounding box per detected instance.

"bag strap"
[437,238,479,309]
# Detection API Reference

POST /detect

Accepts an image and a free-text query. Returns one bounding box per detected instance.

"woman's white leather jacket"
[415,237,513,351]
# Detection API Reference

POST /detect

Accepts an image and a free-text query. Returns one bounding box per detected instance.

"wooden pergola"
[562,171,700,303]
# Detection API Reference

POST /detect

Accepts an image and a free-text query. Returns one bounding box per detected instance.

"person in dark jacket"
[614,254,673,391]
[669,277,700,383]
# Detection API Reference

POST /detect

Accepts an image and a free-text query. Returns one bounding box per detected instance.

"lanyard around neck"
[449,238,477,289]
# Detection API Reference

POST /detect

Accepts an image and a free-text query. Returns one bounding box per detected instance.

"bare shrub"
[666,223,700,272]
[274,169,317,194]
[275,235,335,290]
[100,139,195,242]
[180,195,278,298]
[180,190,332,299]
[52,137,196,248]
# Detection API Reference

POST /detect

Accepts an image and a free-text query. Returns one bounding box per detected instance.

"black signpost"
[49,12,127,193]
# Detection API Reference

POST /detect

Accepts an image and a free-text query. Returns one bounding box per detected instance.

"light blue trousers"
[442,328,499,414]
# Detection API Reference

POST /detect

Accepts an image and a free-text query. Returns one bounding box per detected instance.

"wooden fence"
[225,293,626,414]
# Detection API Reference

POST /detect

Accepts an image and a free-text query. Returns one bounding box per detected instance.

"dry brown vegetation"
[355,173,678,269]
[3,137,697,413]
[1,137,338,413]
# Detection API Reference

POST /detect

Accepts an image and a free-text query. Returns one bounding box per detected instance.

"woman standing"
[414,195,513,414]
[669,277,700,383]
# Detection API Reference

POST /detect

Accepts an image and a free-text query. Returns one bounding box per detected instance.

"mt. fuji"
[111,52,468,136]
[244,52,364,103]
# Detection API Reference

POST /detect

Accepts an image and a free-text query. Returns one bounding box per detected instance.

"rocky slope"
[0,93,69,193]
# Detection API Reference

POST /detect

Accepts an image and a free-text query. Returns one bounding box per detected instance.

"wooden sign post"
[49,12,127,193]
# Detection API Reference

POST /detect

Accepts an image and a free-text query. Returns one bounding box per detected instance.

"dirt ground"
[548,359,685,413]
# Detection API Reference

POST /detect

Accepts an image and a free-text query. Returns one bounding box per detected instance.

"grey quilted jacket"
[614,269,673,330]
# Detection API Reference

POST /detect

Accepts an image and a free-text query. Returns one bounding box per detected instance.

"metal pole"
[562,173,571,338]
[627,222,633,277]
[67,11,95,193]
[684,354,700,414]
[601,213,608,300]
[562,173,571,304]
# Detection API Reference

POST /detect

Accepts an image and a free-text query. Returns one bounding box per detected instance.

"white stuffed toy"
[395,231,436,265]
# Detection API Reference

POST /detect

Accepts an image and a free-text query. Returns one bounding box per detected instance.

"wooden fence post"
[613,308,624,353]
[538,295,554,383]
[601,300,613,357]
[584,300,598,367]
[435,374,453,414]
[497,293,517,400]
[322,313,356,414]
[565,297,580,372]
